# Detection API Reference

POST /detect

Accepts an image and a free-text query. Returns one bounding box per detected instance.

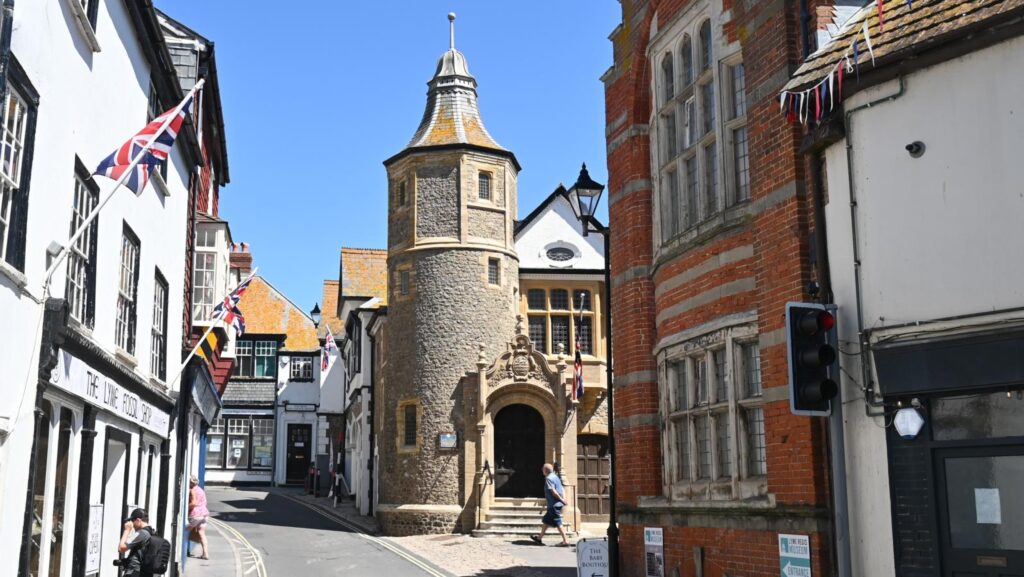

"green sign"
[778,534,811,577]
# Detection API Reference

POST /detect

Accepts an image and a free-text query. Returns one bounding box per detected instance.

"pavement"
[186,486,581,577]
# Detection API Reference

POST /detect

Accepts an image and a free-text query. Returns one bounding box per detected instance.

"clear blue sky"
[156,1,620,311]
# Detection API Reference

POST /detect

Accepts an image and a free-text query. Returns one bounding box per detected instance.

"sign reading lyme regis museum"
[50,351,171,437]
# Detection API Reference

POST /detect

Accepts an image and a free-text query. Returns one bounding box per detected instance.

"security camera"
[905,141,925,158]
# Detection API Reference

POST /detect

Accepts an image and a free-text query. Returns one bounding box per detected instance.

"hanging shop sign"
[50,351,170,437]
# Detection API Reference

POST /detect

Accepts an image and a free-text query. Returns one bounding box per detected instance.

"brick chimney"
[230,242,253,276]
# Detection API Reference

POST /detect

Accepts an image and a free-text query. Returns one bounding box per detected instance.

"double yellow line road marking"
[210,517,267,577]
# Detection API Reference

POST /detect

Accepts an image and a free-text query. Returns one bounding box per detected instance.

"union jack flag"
[573,293,585,402]
[212,274,255,335]
[93,91,196,194]
[322,326,336,371]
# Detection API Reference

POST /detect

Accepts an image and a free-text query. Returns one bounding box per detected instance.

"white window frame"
[115,227,140,354]
[290,356,313,381]
[660,323,766,500]
[150,272,168,381]
[0,84,28,263]
[66,170,98,325]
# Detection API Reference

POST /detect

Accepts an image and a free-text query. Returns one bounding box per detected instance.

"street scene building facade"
[602,0,840,574]
[3,2,1024,577]
[0,1,233,576]
[370,33,611,536]
[784,1,1024,574]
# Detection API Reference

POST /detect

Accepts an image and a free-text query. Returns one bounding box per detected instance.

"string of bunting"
[778,0,911,125]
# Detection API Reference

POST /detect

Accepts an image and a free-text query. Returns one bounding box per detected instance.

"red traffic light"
[799,310,835,335]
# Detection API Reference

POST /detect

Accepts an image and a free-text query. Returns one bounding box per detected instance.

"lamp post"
[310,303,322,328]
[568,163,618,577]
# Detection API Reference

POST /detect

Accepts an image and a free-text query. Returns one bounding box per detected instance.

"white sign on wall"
[644,527,664,577]
[85,504,103,575]
[50,351,170,437]
[576,538,608,577]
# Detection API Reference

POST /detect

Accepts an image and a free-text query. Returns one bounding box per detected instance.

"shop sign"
[575,538,608,577]
[50,351,170,437]
[779,534,812,577]
[85,504,103,575]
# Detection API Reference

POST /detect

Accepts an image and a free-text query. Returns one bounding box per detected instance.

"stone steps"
[472,499,573,538]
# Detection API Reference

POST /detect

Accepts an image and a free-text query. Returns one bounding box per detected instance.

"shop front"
[26,341,172,577]
[874,321,1024,576]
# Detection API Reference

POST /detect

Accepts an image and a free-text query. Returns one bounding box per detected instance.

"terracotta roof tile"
[785,0,1024,91]
[340,248,388,302]
[235,276,320,352]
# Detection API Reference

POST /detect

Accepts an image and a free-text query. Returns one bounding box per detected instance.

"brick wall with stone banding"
[604,0,837,574]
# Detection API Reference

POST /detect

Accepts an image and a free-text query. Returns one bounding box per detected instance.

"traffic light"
[785,302,839,416]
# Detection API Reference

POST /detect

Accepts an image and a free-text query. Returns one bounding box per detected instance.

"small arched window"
[681,35,694,86]
[661,53,675,104]
[699,20,712,71]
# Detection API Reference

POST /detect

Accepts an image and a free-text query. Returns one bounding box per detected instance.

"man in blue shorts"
[531,463,570,547]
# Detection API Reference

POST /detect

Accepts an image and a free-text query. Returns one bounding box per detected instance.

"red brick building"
[602,1,839,575]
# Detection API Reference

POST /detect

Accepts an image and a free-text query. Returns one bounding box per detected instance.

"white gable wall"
[516,194,604,270]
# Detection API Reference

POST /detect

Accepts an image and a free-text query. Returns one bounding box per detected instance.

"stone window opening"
[478,171,492,201]
[397,180,408,207]
[653,15,743,246]
[487,258,500,285]
[397,400,420,453]
[400,269,410,295]
[661,325,766,498]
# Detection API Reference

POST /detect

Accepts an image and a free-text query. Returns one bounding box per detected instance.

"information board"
[576,538,609,577]
[778,533,812,577]
[644,527,664,577]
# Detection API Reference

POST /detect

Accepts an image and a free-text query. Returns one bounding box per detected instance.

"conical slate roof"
[403,15,505,151]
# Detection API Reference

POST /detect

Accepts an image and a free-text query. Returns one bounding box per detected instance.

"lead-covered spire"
[404,13,504,151]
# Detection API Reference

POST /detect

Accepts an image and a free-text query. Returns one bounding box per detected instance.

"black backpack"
[140,528,171,574]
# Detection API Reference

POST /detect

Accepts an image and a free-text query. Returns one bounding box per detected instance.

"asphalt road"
[207,487,445,576]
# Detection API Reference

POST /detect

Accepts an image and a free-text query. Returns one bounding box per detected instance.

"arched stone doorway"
[493,404,545,498]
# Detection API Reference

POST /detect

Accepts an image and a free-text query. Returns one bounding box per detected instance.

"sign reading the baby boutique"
[51,350,170,437]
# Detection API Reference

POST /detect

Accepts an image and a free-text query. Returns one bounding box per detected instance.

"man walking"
[531,463,571,547]
[117,508,155,576]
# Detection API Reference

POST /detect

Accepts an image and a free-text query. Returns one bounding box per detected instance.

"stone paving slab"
[181,517,242,577]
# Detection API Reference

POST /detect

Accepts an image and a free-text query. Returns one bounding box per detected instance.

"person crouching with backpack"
[118,508,169,576]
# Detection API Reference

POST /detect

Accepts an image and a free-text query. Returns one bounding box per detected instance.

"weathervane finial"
[448,12,456,50]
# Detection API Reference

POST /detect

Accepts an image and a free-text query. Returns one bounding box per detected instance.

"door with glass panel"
[935,445,1024,576]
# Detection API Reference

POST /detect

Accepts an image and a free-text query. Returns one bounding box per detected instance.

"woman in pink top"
[187,475,210,559]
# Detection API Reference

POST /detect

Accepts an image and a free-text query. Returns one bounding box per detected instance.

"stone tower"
[378,14,521,535]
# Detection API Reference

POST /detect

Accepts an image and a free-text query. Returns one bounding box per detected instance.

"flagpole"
[42,79,205,296]
[167,267,258,388]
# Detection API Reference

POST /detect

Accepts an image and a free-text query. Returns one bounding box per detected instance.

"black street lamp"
[310,303,322,328]
[568,163,618,577]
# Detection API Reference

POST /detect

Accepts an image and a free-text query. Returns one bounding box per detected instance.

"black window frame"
[232,338,278,379]
[146,81,168,180]
[0,56,38,273]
